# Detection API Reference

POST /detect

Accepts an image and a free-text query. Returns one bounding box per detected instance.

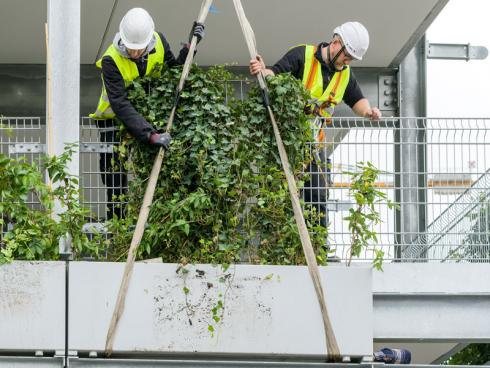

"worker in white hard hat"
[249,21,380,228]
[90,7,205,219]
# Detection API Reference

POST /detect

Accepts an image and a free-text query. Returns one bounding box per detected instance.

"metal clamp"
[80,143,114,153]
[325,200,353,212]
[8,143,46,154]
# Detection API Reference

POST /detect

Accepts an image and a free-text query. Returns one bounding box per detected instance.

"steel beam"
[0,357,384,368]
[2,356,490,368]
[373,264,490,341]
[395,36,427,259]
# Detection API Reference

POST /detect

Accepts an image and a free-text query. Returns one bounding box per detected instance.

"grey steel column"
[394,36,427,260]
[47,0,80,180]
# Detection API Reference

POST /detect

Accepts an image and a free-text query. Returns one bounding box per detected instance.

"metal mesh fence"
[79,117,126,222]
[316,117,490,263]
[2,116,490,263]
[0,117,45,209]
[0,117,45,166]
[0,117,45,240]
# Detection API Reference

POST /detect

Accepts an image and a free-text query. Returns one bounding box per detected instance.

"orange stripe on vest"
[305,47,318,91]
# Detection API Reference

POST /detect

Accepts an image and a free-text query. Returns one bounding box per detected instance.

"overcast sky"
[427,0,490,117]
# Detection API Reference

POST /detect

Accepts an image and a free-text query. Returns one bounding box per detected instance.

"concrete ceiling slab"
[0,0,47,63]
[0,0,448,67]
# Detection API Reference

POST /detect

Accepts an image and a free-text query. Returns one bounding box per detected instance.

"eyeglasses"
[339,40,354,60]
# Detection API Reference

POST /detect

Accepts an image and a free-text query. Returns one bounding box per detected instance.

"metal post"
[64,257,70,368]
[395,36,428,260]
[59,234,73,368]
[47,0,81,214]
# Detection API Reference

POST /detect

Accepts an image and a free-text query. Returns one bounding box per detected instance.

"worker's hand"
[364,107,382,120]
[149,132,172,149]
[189,21,205,44]
[249,55,265,76]
[304,102,321,116]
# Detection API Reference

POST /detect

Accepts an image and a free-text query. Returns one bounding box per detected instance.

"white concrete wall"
[0,262,372,358]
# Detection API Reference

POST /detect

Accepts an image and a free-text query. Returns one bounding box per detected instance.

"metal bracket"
[378,75,398,110]
[427,42,488,61]
[54,350,78,358]
[325,200,353,212]
[80,143,114,153]
[82,222,108,234]
[8,143,45,154]
[59,233,73,261]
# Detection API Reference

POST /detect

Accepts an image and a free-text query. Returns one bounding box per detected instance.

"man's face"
[127,47,146,59]
[330,38,354,69]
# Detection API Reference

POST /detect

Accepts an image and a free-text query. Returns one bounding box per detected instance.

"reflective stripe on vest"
[301,45,350,119]
[90,32,165,120]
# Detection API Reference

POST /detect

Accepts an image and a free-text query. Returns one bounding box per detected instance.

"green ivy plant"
[0,153,57,263]
[344,161,397,270]
[109,65,328,266]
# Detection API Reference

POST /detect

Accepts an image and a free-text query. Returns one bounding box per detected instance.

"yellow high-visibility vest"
[301,44,350,118]
[90,32,165,119]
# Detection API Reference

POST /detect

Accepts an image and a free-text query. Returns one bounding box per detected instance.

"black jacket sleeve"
[101,57,156,143]
[270,45,305,79]
[343,69,365,108]
[101,33,190,143]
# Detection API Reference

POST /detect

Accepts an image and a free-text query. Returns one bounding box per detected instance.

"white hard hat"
[333,21,369,60]
[119,8,155,50]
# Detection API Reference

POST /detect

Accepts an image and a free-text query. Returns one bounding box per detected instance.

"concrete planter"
[0,261,372,359]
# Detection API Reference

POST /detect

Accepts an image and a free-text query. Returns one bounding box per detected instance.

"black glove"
[304,103,320,116]
[189,21,205,44]
[149,132,171,149]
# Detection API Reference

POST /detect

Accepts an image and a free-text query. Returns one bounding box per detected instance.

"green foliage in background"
[0,144,100,264]
[446,344,490,365]
[109,65,330,265]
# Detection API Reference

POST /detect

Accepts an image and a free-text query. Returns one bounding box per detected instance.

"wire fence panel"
[0,117,45,208]
[313,118,397,262]
[0,117,45,240]
[414,119,490,263]
[2,116,490,263]
[79,117,126,222]
[318,117,490,263]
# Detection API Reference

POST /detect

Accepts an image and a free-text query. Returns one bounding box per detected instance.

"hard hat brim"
[120,36,152,50]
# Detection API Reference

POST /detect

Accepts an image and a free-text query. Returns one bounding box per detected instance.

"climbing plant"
[0,144,101,264]
[344,162,397,270]
[108,65,329,266]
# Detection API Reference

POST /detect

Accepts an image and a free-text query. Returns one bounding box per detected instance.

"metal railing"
[2,116,490,263]
[0,116,45,165]
[79,117,126,221]
[0,117,45,213]
[316,117,490,262]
